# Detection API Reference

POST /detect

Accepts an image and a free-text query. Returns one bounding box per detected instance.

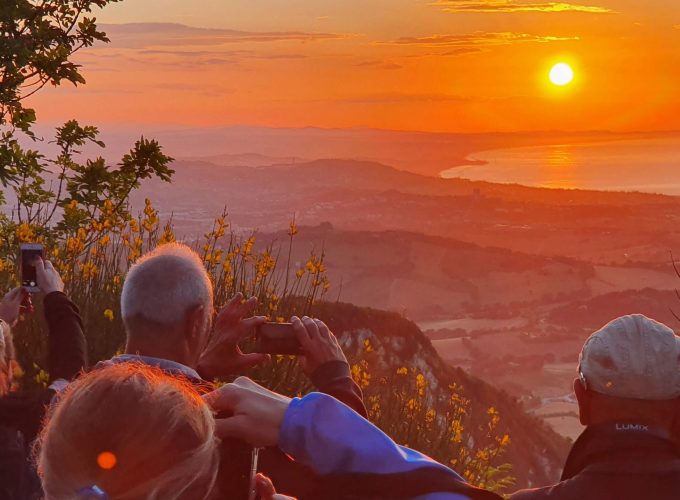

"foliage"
[350,342,515,493]
[0,1,172,241]
[1,203,331,379]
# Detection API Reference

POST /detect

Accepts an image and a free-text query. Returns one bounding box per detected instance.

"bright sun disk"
[549,63,574,86]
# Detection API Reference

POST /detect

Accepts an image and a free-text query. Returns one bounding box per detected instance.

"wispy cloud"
[384,32,579,48]
[99,23,347,49]
[354,60,404,70]
[317,93,480,104]
[430,1,612,13]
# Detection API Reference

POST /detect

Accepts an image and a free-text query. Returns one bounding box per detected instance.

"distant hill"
[256,224,594,320]
[314,301,572,489]
[128,157,680,266]
[547,288,680,330]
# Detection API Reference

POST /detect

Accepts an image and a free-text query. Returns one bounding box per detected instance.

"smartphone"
[20,243,43,292]
[255,322,301,355]
[247,447,261,500]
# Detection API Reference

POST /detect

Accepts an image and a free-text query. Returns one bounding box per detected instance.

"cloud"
[442,47,484,56]
[319,93,480,104]
[354,60,404,70]
[430,1,612,13]
[384,32,579,48]
[99,23,347,49]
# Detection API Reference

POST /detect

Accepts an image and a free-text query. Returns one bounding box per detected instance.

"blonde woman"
[37,363,292,500]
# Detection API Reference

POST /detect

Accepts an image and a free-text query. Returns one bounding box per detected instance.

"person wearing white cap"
[510,314,680,500]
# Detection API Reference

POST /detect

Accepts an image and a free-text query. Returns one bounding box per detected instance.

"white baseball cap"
[578,314,680,400]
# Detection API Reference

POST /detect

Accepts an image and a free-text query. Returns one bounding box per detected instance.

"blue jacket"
[280,392,496,500]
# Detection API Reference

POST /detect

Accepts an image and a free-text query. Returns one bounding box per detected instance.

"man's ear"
[186,304,208,343]
[574,377,590,426]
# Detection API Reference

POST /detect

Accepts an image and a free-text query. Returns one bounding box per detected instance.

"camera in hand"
[20,243,43,292]
[255,322,301,355]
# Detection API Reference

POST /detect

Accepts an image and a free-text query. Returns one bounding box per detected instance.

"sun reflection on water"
[541,145,577,189]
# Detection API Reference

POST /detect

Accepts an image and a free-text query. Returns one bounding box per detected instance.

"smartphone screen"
[255,323,301,355]
[20,244,43,292]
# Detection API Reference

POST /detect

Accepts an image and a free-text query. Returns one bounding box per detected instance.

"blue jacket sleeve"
[279,392,470,500]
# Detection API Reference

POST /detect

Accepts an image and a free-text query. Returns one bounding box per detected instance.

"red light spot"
[97,451,117,470]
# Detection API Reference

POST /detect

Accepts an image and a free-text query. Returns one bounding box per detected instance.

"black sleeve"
[309,360,368,418]
[0,389,55,442]
[43,292,87,381]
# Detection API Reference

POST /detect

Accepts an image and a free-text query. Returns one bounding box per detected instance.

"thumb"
[255,474,277,498]
[232,352,270,371]
[33,258,46,282]
[5,287,24,304]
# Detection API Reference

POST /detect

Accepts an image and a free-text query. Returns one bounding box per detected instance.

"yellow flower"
[288,221,298,236]
[103,309,114,321]
[243,236,255,256]
[425,408,436,424]
[16,223,35,242]
[396,367,408,376]
[363,339,374,353]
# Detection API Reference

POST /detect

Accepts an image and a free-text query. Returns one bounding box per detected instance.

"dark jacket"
[104,354,367,500]
[510,422,680,500]
[0,291,87,441]
[0,292,87,500]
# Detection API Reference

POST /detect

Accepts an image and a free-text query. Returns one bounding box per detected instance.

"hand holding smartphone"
[20,243,44,292]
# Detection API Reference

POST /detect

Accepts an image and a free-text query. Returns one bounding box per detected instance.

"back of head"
[577,314,680,427]
[37,363,219,499]
[121,243,213,343]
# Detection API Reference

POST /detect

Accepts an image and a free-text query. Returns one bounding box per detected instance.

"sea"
[441,136,680,196]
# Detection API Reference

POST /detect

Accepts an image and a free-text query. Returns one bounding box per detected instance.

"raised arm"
[35,259,87,382]
[292,316,367,417]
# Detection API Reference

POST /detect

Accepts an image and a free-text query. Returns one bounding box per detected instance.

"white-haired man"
[510,314,680,500]
[106,242,366,499]
[115,242,267,380]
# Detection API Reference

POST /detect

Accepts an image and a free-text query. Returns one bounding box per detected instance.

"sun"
[549,63,574,86]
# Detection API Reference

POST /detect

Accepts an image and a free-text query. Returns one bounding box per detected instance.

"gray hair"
[121,243,213,337]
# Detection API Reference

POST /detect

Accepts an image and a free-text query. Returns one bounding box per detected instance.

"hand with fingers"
[197,293,269,380]
[291,316,347,376]
[34,257,64,296]
[0,287,29,327]
[204,376,291,447]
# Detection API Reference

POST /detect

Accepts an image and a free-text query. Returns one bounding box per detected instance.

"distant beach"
[441,136,680,196]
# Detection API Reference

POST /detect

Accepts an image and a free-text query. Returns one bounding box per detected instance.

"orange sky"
[28,0,680,133]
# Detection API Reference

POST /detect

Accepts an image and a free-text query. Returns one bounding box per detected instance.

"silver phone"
[20,243,43,292]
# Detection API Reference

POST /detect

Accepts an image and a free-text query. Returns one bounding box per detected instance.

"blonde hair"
[37,363,219,500]
[0,321,15,396]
